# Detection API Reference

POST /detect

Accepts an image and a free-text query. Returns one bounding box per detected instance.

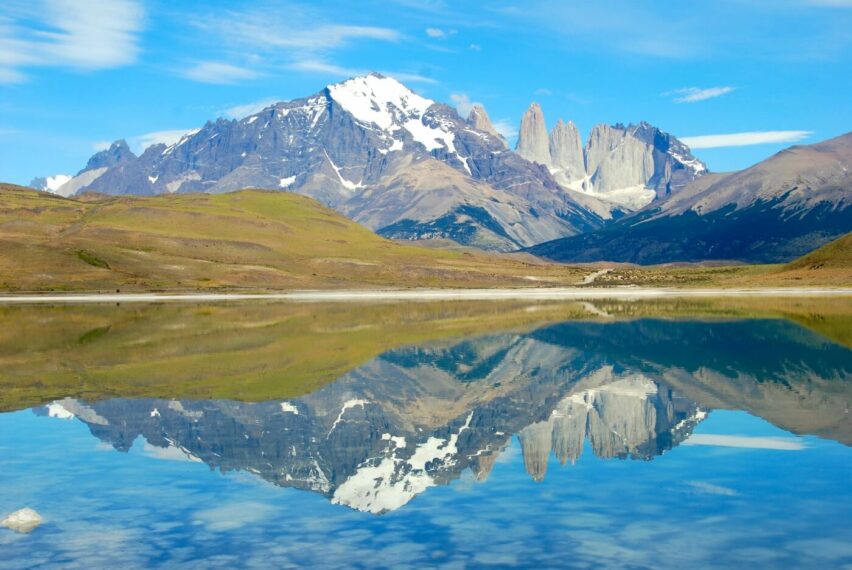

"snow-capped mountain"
[37,73,603,251]
[529,132,852,263]
[516,103,707,213]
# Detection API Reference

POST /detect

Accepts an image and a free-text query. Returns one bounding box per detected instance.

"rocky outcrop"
[515,104,707,212]
[515,103,550,166]
[549,119,585,184]
[467,104,507,148]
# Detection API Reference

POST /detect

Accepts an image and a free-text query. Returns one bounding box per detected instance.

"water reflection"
[29,317,851,514]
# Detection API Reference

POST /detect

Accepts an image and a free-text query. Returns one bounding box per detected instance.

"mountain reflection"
[33,318,851,514]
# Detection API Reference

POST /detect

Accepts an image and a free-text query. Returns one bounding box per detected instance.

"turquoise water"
[1,317,850,568]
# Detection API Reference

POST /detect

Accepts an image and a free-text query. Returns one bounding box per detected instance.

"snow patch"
[328,74,458,157]
[279,176,296,188]
[327,399,369,437]
[280,401,299,414]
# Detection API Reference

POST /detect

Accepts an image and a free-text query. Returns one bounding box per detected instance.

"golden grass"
[0,184,588,292]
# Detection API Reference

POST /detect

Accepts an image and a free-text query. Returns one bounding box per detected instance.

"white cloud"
[92,141,111,152]
[492,119,518,141]
[289,60,436,84]
[683,434,806,450]
[666,86,735,103]
[534,87,553,96]
[390,72,437,84]
[686,481,738,496]
[194,502,275,532]
[130,129,194,153]
[680,130,814,149]
[181,5,401,83]
[221,98,280,119]
[182,61,261,84]
[450,92,481,116]
[0,0,144,83]
[426,27,457,39]
[469,43,482,51]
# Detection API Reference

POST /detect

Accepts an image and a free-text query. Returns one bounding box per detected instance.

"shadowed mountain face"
[34,317,852,514]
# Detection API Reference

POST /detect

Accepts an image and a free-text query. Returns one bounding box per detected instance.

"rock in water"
[1,508,43,533]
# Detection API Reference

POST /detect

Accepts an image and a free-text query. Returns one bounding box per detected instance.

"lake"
[1,299,850,568]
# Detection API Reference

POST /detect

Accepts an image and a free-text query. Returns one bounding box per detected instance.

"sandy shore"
[0,287,850,304]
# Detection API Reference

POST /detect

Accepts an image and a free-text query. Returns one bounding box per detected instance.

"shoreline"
[1,287,851,304]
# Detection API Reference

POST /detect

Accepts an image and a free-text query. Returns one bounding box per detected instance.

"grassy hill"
[0,184,586,292]
[1,184,849,292]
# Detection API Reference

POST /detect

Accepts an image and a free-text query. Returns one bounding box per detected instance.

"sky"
[0,0,850,185]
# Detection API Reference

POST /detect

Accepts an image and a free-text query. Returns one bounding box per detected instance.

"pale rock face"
[515,102,550,166]
[588,130,656,194]
[1,508,43,533]
[467,104,507,148]
[549,119,585,183]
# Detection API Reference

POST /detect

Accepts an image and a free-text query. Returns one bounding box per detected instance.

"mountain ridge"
[529,132,852,264]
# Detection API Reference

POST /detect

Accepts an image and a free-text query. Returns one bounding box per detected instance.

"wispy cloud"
[680,130,814,149]
[469,43,482,51]
[666,86,735,103]
[686,481,738,496]
[289,59,436,84]
[182,61,261,84]
[450,92,481,116]
[0,0,144,83]
[492,119,518,141]
[221,98,280,119]
[426,27,456,39]
[181,3,401,82]
[129,129,194,153]
[683,434,806,450]
[534,88,553,96]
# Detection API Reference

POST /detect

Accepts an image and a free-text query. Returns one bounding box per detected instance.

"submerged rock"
[1,508,43,533]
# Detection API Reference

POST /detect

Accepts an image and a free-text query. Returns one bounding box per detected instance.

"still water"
[0,301,850,568]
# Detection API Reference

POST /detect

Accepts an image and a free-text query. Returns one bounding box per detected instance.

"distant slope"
[0,184,586,292]
[529,132,852,264]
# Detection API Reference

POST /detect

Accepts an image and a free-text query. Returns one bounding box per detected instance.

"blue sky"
[1,0,850,185]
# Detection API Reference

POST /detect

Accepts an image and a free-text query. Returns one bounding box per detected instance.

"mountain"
[529,132,852,264]
[41,73,603,251]
[515,103,706,212]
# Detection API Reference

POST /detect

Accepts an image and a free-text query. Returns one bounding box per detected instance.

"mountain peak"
[84,139,136,172]
[467,104,506,147]
[516,102,549,164]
